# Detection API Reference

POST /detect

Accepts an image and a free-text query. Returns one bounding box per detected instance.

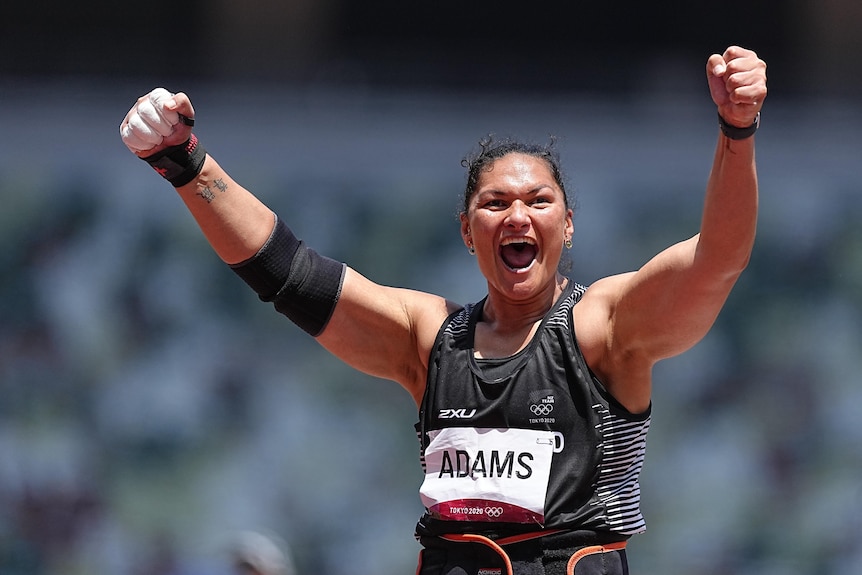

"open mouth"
[500,238,537,271]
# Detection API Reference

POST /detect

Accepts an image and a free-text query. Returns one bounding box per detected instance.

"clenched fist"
[707,46,767,129]
[120,88,196,156]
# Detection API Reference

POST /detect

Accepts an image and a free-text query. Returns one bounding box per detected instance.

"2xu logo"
[438,408,476,419]
[478,570,502,575]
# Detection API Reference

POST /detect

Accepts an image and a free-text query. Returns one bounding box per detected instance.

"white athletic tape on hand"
[137,100,173,138]
[120,122,155,152]
[120,87,182,153]
[148,87,180,128]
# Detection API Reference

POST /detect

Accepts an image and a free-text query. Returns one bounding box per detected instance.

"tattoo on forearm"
[196,178,228,203]
[197,186,216,203]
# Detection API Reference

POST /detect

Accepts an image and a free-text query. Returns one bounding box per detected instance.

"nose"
[505,200,530,229]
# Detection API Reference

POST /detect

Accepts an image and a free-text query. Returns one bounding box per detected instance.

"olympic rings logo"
[530,403,554,416]
[484,507,504,518]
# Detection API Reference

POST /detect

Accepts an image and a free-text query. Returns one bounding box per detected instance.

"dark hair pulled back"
[460,135,571,213]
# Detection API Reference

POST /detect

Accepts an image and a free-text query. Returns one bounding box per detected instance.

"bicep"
[613,233,742,362]
[315,267,452,400]
[577,234,744,413]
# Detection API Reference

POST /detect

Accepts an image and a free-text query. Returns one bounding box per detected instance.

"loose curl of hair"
[459,135,575,274]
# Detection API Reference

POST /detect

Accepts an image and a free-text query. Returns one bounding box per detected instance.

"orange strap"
[440,533,514,575]
[495,529,565,546]
[566,541,627,575]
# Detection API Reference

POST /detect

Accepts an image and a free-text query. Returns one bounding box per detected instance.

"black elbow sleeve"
[230,216,345,337]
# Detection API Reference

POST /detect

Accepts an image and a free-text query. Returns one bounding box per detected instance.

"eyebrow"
[478,185,556,197]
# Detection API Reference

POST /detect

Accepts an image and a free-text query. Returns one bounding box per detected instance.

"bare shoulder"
[573,272,652,414]
[573,273,635,349]
[404,285,464,345]
[375,283,463,404]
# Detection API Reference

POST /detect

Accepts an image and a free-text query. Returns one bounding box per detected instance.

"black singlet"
[415,281,651,541]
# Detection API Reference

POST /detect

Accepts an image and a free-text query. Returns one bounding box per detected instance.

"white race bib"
[420,427,556,524]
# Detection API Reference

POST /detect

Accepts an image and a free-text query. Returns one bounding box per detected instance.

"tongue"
[501,244,537,269]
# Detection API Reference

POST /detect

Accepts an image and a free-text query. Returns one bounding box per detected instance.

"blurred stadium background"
[1,1,861,574]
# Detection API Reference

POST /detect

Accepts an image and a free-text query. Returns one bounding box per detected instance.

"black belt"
[417,529,629,575]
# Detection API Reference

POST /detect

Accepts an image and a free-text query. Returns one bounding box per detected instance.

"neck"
[481,274,568,332]
[473,275,568,359]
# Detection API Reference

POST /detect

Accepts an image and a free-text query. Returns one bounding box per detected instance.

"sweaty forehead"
[477,153,557,190]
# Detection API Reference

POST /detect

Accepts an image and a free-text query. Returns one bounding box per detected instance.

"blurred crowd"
[1,87,861,575]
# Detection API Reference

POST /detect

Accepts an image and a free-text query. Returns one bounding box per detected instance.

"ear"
[564,208,574,241]
[459,212,472,250]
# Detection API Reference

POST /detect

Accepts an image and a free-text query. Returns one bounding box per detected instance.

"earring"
[468,244,476,255]
[564,238,572,249]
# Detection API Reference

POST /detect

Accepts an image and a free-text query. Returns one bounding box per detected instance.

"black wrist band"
[718,112,760,140]
[142,134,207,187]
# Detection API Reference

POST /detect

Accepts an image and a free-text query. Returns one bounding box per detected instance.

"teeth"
[500,237,536,246]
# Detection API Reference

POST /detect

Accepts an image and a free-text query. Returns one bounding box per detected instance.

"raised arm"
[577,46,767,413]
[119,89,452,404]
[120,89,274,262]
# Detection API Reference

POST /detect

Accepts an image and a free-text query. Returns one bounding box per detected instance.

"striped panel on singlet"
[593,403,650,534]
